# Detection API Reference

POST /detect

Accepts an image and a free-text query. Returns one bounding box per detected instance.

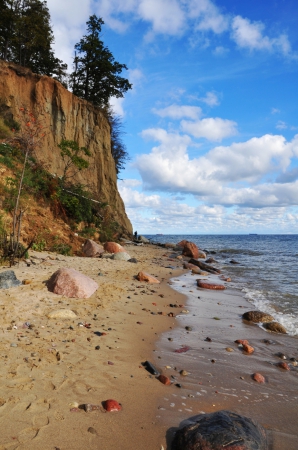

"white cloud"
[128,68,144,88]
[139,0,185,36]
[152,104,202,120]
[231,15,292,55]
[109,97,125,116]
[187,0,229,34]
[276,120,287,130]
[213,46,229,56]
[271,108,280,114]
[199,91,220,106]
[181,117,237,141]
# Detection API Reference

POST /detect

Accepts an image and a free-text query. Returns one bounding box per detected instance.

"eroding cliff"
[0,60,132,235]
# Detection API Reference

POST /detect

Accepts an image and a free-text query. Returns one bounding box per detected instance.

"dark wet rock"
[0,271,22,289]
[262,339,276,344]
[142,360,160,376]
[172,410,268,450]
[128,258,138,263]
[189,258,221,274]
[230,259,240,264]
[275,352,287,360]
[205,257,217,264]
[204,337,212,342]
[242,311,274,323]
[263,322,287,334]
[185,326,192,331]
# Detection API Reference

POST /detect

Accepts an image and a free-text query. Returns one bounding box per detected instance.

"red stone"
[183,242,199,259]
[103,242,125,253]
[253,373,265,383]
[277,362,290,370]
[175,346,191,353]
[136,271,160,283]
[157,374,171,385]
[103,399,122,412]
[235,339,249,345]
[47,268,98,298]
[242,344,254,354]
[177,240,188,247]
[197,280,226,290]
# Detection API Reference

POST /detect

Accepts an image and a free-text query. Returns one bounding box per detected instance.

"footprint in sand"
[33,414,49,428]
[18,427,39,443]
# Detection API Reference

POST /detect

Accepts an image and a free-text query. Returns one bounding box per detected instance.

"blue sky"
[48,0,298,234]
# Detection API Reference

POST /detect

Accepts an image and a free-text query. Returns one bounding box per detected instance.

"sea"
[144,234,298,336]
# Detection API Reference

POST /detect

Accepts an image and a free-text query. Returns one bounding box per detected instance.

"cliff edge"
[0,60,133,236]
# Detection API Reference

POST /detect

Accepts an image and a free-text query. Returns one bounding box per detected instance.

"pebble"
[88,427,98,435]
[95,345,100,350]
[180,370,189,376]
[103,399,122,412]
[277,362,290,370]
[10,343,18,348]
[242,344,254,354]
[275,352,287,360]
[252,373,265,383]
[157,374,171,385]
[225,347,234,352]
[185,326,192,331]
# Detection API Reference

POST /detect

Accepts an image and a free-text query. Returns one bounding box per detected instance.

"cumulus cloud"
[152,104,202,120]
[231,16,292,55]
[187,0,229,34]
[276,120,287,130]
[181,117,237,141]
[199,91,220,107]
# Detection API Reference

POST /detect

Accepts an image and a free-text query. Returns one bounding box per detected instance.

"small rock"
[157,374,171,385]
[230,259,240,264]
[226,347,234,352]
[143,361,160,376]
[95,345,100,350]
[128,258,138,263]
[275,352,287,360]
[103,399,122,411]
[235,339,249,345]
[10,343,18,347]
[87,427,98,435]
[263,322,287,334]
[242,344,254,354]
[180,370,189,376]
[48,309,77,319]
[0,271,22,290]
[185,326,192,331]
[136,272,160,283]
[252,373,265,383]
[277,362,290,370]
[175,346,191,353]
[22,279,32,285]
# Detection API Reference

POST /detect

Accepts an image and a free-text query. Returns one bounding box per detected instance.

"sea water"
[144,235,298,336]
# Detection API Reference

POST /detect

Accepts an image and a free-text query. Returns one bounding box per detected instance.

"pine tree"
[109,112,130,175]
[70,15,132,107]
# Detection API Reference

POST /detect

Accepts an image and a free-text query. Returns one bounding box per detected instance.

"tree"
[58,139,91,185]
[108,111,130,175]
[70,15,132,107]
[0,0,67,79]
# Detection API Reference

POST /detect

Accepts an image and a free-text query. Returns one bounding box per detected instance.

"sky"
[47,0,298,234]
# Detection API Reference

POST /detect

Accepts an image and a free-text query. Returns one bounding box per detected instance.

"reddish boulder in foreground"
[104,242,125,253]
[172,410,268,450]
[253,373,265,383]
[157,374,171,385]
[103,399,122,412]
[47,268,98,298]
[136,271,160,283]
[197,280,226,290]
[83,239,104,257]
[182,241,199,259]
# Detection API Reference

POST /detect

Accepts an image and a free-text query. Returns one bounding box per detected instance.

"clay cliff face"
[0,60,132,235]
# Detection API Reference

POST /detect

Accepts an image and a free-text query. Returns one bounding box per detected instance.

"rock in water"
[103,242,125,253]
[112,251,131,261]
[82,239,104,257]
[182,242,200,259]
[242,311,274,323]
[0,271,22,289]
[47,268,98,298]
[263,322,287,334]
[172,410,268,450]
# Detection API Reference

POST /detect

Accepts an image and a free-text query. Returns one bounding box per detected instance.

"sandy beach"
[0,242,297,449]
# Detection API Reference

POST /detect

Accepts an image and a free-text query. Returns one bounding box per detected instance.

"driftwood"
[189,258,221,274]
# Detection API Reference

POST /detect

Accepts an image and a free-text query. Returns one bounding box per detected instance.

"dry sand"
[0,243,297,450]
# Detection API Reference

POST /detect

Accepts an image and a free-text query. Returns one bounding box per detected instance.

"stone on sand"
[242,311,274,323]
[48,309,77,319]
[136,271,160,283]
[47,268,98,298]
[112,252,131,261]
[104,242,125,253]
[82,239,104,257]
[0,271,21,289]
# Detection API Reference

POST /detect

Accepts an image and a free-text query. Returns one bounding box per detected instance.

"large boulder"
[0,270,22,289]
[172,410,268,450]
[47,268,98,298]
[177,240,188,248]
[263,322,287,334]
[82,239,104,257]
[112,252,131,261]
[183,242,200,259]
[138,235,150,244]
[242,311,274,323]
[104,242,125,253]
[136,271,160,283]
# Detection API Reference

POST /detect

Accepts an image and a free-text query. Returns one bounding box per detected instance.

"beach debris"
[95,345,100,350]
[172,410,268,450]
[225,347,234,352]
[47,268,98,298]
[142,360,160,376]
[10,343,18,347]
[103,242,125,253]
[220,276,231,282]
[136,271,160,283]
[82,239,104,257]
[112,251,131,261]
[189,258,221,274]
[48,309,77,319]
[128,258,138,263]
[82,403,101,412]
[252,373,265,383]
[242,311,274,323]
[175,346,191,353]
[242,344,255,354]
[180,370,189,376]
[157,374,171,385]
[197,280,225,290]
[185,326,192,331]
[263,322,287,334]
[277,362,290,370]
[103,399,122,412]
[0,271,22,289]
[87,427,98,435]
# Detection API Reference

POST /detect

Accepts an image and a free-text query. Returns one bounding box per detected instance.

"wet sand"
[0,244,297,449]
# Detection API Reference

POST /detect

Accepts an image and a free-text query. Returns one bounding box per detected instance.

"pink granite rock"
[47,268,98,298]
[136,271,160,283]
[83,239,104,257]
[104,242,125,253]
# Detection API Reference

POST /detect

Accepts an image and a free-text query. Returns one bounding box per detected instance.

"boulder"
[47,268,98,298]
[172,410,268,450]
[263,322,287,334]
[104,242,125,253]
[197,280,225,290]
[0,270,22,289]
[182,242,199,259]
[137,235,150,244]
[112,252,131,261]
[82,239,104,257]
[177,240,188,248]
[136,271,160,283]
[242,311,274,323]
[48,309,77,319]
